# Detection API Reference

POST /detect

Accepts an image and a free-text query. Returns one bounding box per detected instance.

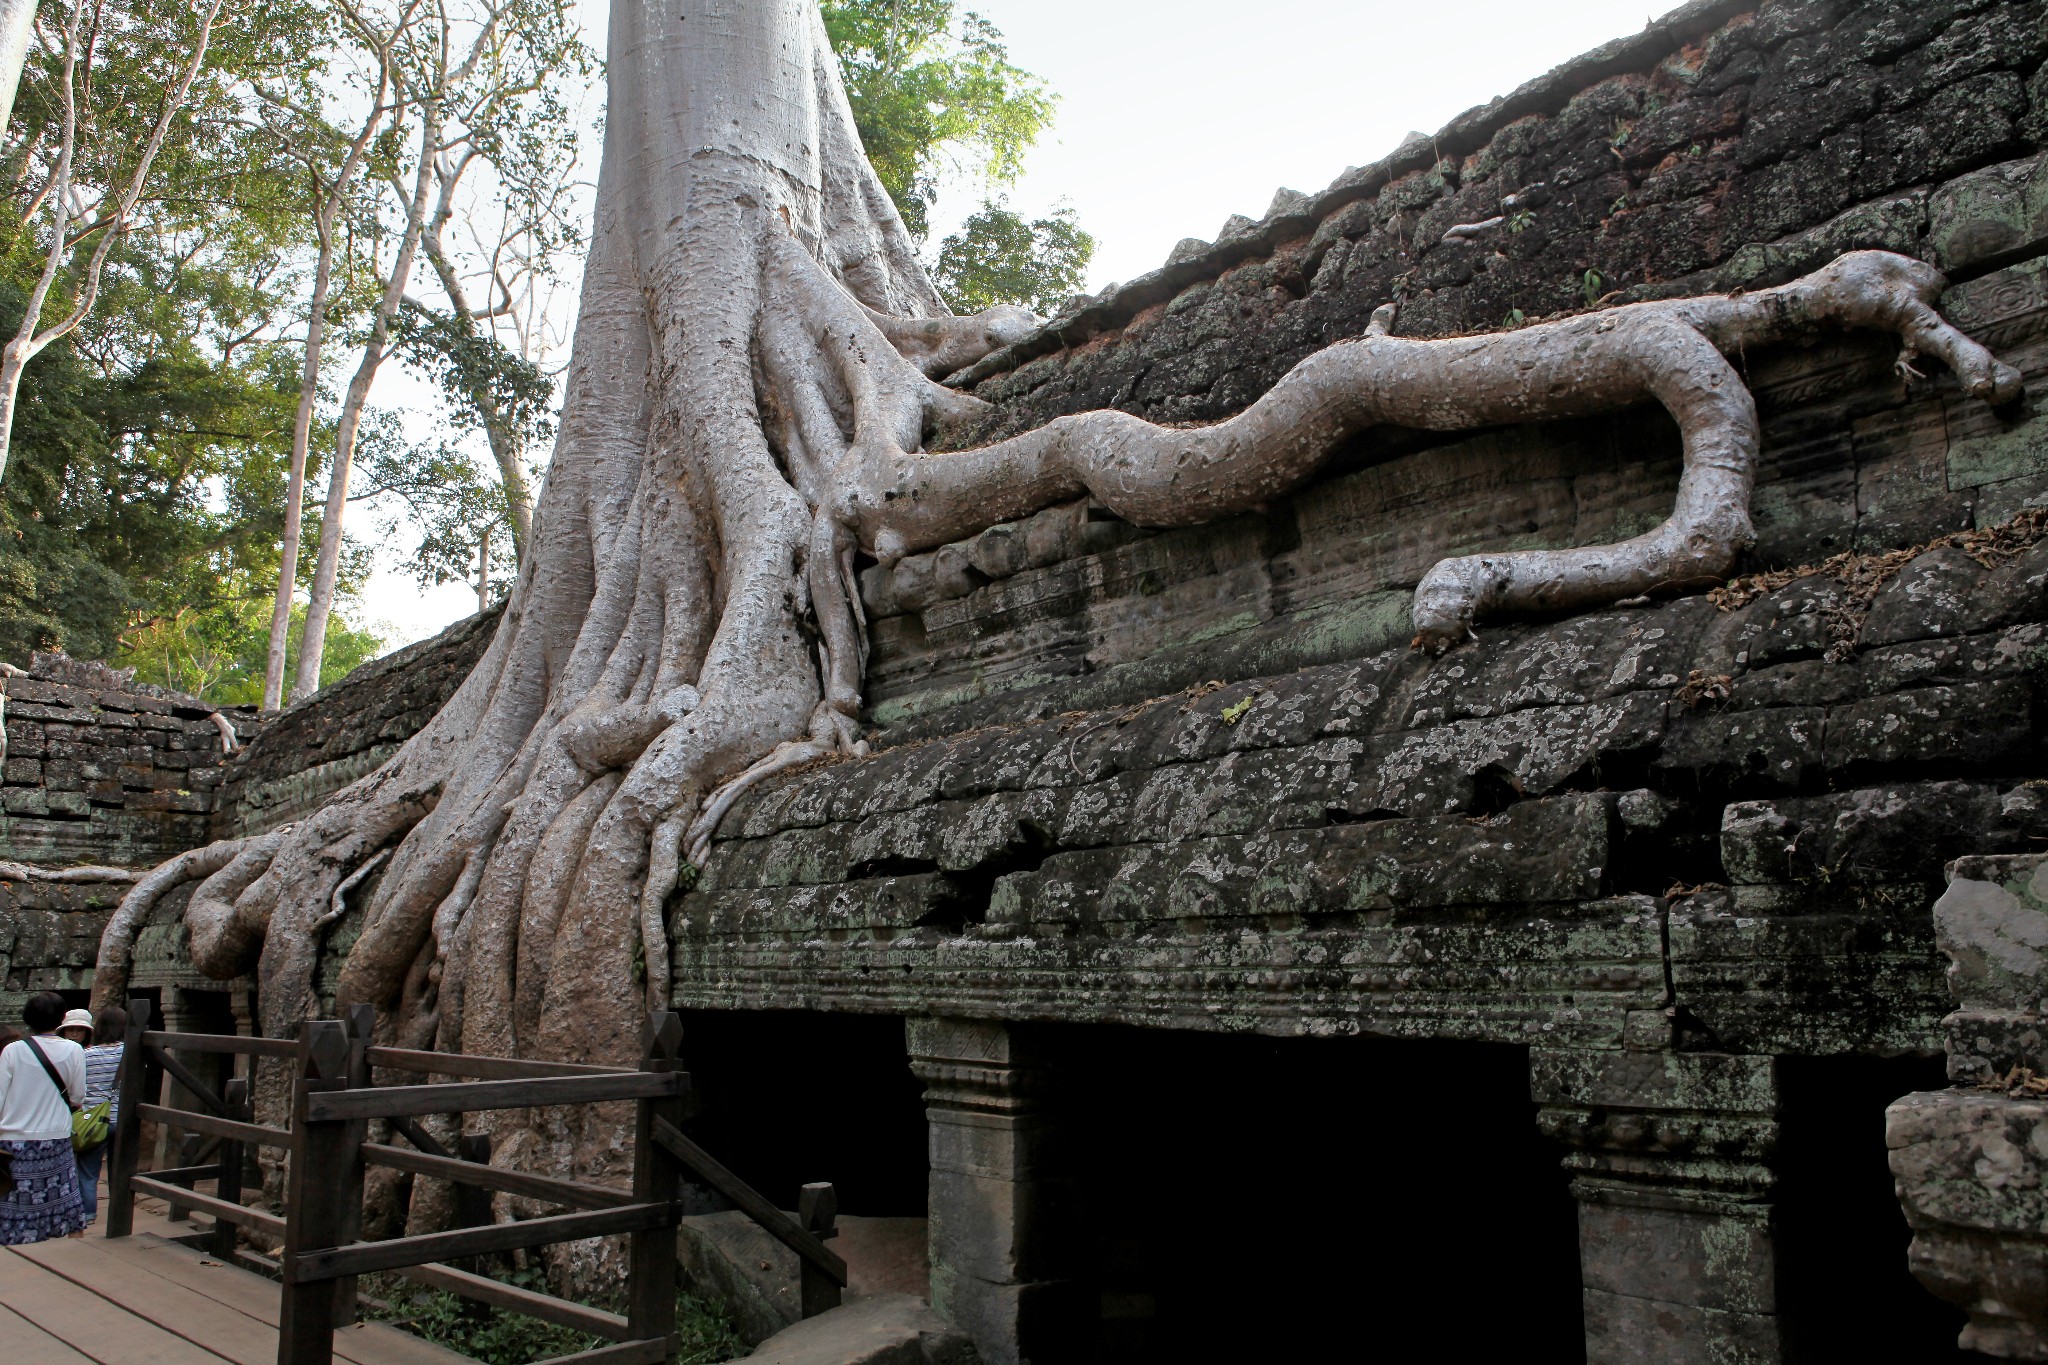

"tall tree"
[0,0,356,684]
[288,0,594,703]
[0,0,231,485]
[95,0,2019,1233]
[823,0,1091,314]
[257,0,417,713]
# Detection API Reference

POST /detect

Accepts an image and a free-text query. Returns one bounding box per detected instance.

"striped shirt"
[83,1042,123,1121]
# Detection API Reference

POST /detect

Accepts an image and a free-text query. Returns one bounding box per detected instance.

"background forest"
[0,0,1089,705]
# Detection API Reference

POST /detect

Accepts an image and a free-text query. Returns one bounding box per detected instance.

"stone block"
[1719,781,2048,889]
[1653,707,1824,790]
[1530,1050,1779,1119]
[1928,151,2048,274]
[926,1168,1071,1284]
[1316,794,1615,911]
[1581,1287,1784,1365]
[1935,853,2048,1012]
[1888,1088,2048,1357]
[1823,681,2031,773]
[1577,1197,1777,1314]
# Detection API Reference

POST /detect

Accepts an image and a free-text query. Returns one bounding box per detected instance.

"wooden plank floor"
[0,1194,470,1364]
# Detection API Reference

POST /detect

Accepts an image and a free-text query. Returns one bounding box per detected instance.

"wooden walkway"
[0,1206,469,1365]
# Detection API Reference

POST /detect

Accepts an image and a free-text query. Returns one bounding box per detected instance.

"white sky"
[358,0,1669,647]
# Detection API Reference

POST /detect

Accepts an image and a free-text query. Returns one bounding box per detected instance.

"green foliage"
[363,1270,744,1365]
[351,412,517,600]
[115,600,384,704]
[933,202,1093,316]
[822,0,1055,243]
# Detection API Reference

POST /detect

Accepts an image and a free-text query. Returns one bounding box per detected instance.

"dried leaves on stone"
[1708,508,2048,663]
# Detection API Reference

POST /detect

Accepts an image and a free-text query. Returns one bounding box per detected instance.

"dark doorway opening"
[1051,1026,1584,1363]
[677,1008,928,1218]
[1776,1054,1982,1363]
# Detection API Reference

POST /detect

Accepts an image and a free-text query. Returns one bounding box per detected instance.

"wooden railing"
[105,998,850,1365]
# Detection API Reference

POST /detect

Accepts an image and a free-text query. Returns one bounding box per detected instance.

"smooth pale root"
[838,250,2019,646]
[89,0,2019,1248]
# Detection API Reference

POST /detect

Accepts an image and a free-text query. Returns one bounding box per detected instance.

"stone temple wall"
[672,1,2048,1358]
[863,0,2048,735]
[0,655,256,1017]
[211,605,498,839]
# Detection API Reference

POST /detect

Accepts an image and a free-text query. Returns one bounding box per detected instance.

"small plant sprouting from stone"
[1506,209,1536,233]
[1221,693,1261,725]
[1500,307,1527,330]
[1582,269,1605,308]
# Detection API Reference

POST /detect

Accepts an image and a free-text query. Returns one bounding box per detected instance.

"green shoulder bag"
[71,1097,112,1152]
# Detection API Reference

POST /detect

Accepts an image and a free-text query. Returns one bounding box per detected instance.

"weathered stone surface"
[742,1294,979,1365]
[678,1208,935,1349]
[1937,854,2048,1013]
[1888,1089,2048,1359]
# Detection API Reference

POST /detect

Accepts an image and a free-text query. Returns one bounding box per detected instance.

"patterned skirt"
[0,1137,87,1244]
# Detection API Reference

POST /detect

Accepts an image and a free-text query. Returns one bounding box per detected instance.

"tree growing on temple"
[94,0,2021,1232]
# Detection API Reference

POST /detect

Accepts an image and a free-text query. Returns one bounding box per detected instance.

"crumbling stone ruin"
[9,0,2048,1359]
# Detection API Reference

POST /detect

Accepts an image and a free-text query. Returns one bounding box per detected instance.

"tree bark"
[94,0,2020,1245]
[0,0,36,143]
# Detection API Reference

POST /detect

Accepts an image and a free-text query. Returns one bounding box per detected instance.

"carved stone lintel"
[1533,1048,1785,1365]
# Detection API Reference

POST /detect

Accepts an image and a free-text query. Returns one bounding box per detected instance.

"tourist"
[0,992,89,1243]
[63,1006,124,1225]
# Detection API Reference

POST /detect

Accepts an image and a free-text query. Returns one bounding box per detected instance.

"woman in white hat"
[59,1006,123,1227]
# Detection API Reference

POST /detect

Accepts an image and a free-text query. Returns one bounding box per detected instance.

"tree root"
[91,831,288,1011]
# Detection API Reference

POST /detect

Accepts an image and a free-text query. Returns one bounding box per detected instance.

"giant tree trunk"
[92,0,2019,1243]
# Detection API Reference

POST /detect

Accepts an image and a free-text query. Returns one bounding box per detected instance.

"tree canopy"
[822,0,1093,316]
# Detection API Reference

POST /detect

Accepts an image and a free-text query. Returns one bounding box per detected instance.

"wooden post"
[331,1005,373,1328]
[798,1182,841,1319]
[454,1132,494,1240]
[455,1131,493,1324]
[278,1020,355,1365]
[211,1077,249,1260]
[104,997,153,1239]
[626,1011,685,1356]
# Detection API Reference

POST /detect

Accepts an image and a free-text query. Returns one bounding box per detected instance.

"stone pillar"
[1533,1048,1784,1365]
[906,1016,1083,1365]
[1888,853,2048,1359]
[152,985,208,1220]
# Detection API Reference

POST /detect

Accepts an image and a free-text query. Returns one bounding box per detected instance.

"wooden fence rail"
[104,998,849,1365]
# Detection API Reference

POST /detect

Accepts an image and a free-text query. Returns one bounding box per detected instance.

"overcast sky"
[360,0,1669,646]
